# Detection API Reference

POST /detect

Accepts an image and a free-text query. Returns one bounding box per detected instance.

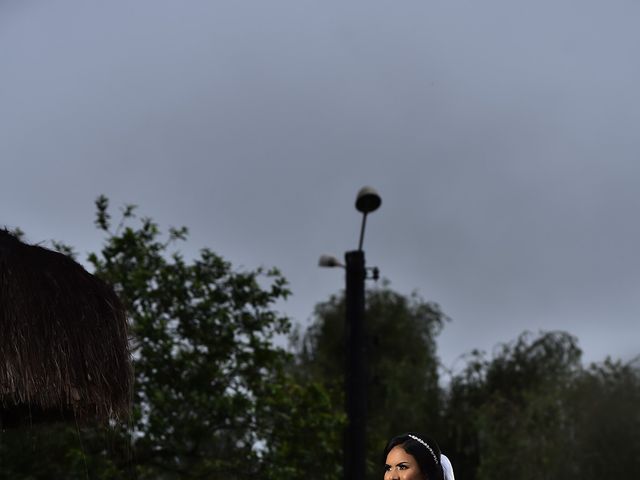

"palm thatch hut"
[0,230,132,427]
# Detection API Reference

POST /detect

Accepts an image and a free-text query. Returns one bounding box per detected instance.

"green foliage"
[0,422,133,480]
[566,358,640,479]
[295,284,447,480]
[88,196,300,478]
[475,332,581,480]
[442,332,640,480]
[259,380,345,480]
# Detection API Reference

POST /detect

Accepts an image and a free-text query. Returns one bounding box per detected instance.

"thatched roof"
[0,230,132,426]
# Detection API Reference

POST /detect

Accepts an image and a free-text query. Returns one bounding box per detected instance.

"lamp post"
[319,186,381,480]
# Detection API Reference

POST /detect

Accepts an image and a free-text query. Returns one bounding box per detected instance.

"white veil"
[441,454,455,480]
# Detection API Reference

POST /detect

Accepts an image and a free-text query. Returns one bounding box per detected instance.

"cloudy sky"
[2,0,639,372]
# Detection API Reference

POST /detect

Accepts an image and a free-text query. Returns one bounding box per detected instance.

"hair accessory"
[407,434,439,465]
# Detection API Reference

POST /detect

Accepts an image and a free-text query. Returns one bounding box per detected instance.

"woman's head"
[383,433,443,480]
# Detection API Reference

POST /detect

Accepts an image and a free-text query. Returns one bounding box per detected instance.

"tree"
[0,196,342,479]
[294,283,447,479]
[89,197,296,478]
[566,358,640,479]
[442,331,583,480]
[441,331,640,480]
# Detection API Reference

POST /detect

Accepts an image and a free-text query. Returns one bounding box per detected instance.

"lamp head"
[318,254,344,268]
[355,186,382,214]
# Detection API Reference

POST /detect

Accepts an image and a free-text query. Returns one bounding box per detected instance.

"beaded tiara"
[407,434,439,465]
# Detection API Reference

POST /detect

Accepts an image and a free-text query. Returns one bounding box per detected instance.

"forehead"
[386,445,417,465]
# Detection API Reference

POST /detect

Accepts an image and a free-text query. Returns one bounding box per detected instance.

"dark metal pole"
[345,249,366,480]
[358,213,368,251]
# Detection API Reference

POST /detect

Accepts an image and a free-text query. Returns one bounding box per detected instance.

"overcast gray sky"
[2,0,639,372]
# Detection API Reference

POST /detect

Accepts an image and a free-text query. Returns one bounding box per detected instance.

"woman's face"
[384,445,424,480]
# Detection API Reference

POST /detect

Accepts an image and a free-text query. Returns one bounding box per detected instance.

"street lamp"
[319,186,381,480]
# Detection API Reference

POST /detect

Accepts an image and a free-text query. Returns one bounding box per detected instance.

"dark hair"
[383,432,443,480]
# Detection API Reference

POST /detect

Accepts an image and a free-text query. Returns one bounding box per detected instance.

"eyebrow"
[386,462,410,467]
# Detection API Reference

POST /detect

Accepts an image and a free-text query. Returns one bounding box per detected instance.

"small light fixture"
[355,186,381,214]
[318,254,344,268]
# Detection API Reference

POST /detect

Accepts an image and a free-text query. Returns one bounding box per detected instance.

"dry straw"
[0,230,132,426]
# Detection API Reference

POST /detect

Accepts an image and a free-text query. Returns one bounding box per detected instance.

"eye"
[399,464,408,470]
[384,464,391,472]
